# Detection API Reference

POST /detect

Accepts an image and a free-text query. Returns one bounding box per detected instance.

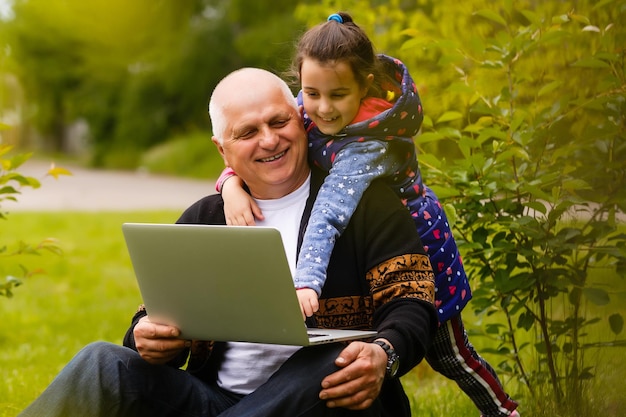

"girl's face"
[300,58,372,135]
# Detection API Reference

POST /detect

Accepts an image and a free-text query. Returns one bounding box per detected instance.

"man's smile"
[258,150,287,163]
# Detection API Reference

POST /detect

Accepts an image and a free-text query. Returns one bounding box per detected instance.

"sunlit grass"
[0,211,178,416]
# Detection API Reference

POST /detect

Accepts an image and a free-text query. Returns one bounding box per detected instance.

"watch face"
[389,354,400,377]
[374,341,400,378]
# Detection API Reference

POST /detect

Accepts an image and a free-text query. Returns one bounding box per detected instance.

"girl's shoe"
[481,411,520,417]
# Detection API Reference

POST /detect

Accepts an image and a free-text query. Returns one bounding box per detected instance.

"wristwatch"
[373,340,400,378]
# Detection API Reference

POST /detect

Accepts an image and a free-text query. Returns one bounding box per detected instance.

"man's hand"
[297,288,319,319]
[133,315,190,365]
[318,341,389,410]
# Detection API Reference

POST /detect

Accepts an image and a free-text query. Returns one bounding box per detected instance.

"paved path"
[3,159,216,212]
[6,159,624,221]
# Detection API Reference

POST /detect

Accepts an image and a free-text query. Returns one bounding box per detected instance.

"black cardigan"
[123,168,437,416]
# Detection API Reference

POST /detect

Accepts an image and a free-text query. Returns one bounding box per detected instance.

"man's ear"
[212,137,229,167]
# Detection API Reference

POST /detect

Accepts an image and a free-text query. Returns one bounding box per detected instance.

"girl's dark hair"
[289,12,388,98]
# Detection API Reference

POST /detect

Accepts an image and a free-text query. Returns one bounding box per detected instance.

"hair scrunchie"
[327,13,343,23]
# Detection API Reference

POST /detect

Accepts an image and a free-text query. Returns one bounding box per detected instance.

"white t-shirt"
[217,174,310,395]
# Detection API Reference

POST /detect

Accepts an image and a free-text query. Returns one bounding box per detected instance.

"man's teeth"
[260,151,285,162]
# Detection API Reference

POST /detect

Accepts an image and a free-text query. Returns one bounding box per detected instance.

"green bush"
[138,131,224,179]
[402,3,626,415]
[0,135,70,298]
[296,1,626,415]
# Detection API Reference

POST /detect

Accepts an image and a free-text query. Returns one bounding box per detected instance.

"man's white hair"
[208,68,298,144]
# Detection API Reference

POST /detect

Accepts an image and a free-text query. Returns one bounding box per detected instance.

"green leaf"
[495,148,530,164]
[0,144,14,158]
[534,341,548,354]
[0,185,20,195]
[399,28,420,38]
[416,131,443,144]
[520,10,540,26]
[562,178,592,191]
[520,183,553,202]
[434,127,462,140]
[48,166,73,179]
[582,287,610,306]
[523,201,547,215]
[418,153,442,171]
[569,14,591,25]
[609,314,624,335]
[8,152,33,170]
[538,80,563,97]
[485,323,505,334]
[427,185,460,199]
[436,111,463,124]
[473,9,507,27]
[400,37,429,51]
[552,14,570,24]
[421,115,433,129]
[579,369,595,380]
[443,203,457,227]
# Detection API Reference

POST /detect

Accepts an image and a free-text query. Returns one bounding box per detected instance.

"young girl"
[217,12,519,417]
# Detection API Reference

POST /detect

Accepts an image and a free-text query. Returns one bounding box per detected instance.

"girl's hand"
[297,288,320,319]
[221,175,264,226]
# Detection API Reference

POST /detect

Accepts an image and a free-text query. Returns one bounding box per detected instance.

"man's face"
[214,85,309,200]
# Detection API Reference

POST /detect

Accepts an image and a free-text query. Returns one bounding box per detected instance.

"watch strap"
[373,340,399,378]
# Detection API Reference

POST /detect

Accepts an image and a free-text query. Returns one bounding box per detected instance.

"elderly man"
[20,68,437,417]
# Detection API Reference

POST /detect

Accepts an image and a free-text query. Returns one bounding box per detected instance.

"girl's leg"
[425,315,519,417]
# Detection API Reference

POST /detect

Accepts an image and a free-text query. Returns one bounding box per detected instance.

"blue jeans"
[19,341,385,417]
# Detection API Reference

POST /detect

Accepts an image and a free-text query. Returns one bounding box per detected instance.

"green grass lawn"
[1,211,624,416]
[1,211,179,416]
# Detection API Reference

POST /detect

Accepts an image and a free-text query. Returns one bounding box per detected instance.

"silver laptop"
[122,223,377,345]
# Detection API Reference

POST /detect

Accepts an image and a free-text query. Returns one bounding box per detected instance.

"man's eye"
[272,119,289,128]
[237,130,255,139]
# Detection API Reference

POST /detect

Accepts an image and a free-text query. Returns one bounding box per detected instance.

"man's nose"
[258,127,279,148]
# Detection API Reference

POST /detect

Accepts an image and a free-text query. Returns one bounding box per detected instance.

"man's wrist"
[373,339,400,379]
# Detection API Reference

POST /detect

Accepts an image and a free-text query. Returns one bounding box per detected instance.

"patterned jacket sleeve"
[354,180,437,376]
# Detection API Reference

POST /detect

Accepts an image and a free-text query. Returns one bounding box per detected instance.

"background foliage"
[1,0,625,416]
[0,0,301,168]
[0,134,70,298]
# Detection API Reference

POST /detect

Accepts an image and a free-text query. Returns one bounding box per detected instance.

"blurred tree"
[5,0,214,160]
[2,1,84,152]
[3,0,301,168]
[226,0,301,74]
[88,0,238,167]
